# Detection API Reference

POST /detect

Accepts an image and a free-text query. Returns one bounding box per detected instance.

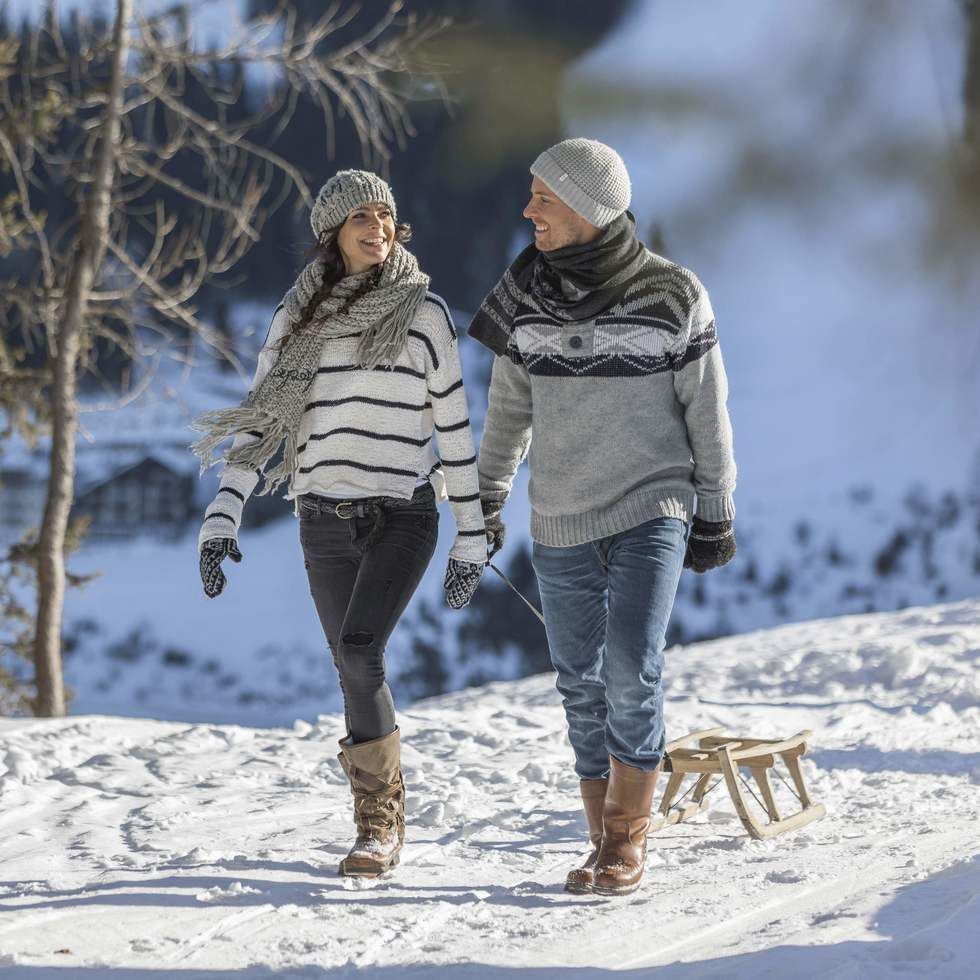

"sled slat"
[728,732,811,763]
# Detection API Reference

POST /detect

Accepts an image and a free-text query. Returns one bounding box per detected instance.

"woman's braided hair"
[274,220,413,352]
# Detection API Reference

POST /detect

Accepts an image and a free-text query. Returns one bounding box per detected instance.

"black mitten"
[684,518,736,574]
[481,495,507,559]
[444,558,484,609]
[199,538,243,598]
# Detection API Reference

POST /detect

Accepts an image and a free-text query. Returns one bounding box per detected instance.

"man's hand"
[684,517,736,574]
[481,495,507,559]
[199,538,243,598]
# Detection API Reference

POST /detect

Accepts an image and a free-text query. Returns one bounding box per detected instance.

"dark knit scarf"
[469,211,647,353]
[190,243,429,495]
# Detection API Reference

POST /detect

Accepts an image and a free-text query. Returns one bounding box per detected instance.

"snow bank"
[1,599,977,975]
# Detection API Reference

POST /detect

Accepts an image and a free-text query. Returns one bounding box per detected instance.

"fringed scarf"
[190,242,430,495]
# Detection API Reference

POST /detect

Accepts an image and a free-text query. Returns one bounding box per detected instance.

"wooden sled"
[650,728,826,840]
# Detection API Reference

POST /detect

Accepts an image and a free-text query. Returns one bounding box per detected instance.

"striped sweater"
[199,294,487,564]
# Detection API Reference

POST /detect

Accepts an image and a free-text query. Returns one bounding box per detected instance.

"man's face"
[522,176,601,252]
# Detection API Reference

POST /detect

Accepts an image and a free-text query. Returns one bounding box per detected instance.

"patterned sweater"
[472,251,736,547]
[199,294,487,563]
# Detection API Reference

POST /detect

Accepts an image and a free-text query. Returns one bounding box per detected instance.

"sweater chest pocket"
[560,322,596,358]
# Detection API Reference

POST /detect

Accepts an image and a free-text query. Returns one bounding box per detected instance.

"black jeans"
[298,482,439,744]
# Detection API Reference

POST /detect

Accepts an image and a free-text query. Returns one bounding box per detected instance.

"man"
[470,138,736,896]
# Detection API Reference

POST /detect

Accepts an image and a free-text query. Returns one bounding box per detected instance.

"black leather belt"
[332,499,375,519]
[299,481,434,519]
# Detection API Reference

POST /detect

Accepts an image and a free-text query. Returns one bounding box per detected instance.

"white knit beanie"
[310,169,398,240]
[530,138,631,228]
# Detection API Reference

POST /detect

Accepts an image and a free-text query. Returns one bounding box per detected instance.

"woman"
[191,169,486,877]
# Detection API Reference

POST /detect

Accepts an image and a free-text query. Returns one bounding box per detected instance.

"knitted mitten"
[684,518,736,574]
[481,494,507,559]
[199,538,243,598]
[444,558,484,609]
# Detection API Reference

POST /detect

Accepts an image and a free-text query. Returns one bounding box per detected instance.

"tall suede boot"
[592,756,661,897]
[337,727,405,877]
[565,777,608,894]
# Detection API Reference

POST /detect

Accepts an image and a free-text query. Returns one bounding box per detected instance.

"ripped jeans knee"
[336,631,387,697]
[341,631,374,647]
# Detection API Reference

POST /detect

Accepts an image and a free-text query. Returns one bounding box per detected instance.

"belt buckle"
[334,501,355,519]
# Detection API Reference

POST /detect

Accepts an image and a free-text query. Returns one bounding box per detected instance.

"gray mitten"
[199,538,243,598]
[444,558,484,609]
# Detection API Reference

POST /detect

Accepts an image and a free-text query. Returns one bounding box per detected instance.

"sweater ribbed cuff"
[530,487,694,548]
[449,532,489,565]
[695,493,736,522]
[198,516,239,551]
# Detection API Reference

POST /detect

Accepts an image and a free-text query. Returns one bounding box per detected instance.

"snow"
[564,0,980,500]
[4,1,978,707]
[1,599,978,975]
[54,357,980,730]
[3,4,979,968]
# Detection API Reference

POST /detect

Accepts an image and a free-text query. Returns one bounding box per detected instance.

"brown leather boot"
[565,777,608,894]
[592,756,661,896]
[337,727,405,877]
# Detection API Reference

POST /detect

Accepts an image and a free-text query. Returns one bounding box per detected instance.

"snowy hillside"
[36,296,978,722]
[546,0,980,647]
[5,0,979,729]
[1,599,978,976]
[565,0,979,500]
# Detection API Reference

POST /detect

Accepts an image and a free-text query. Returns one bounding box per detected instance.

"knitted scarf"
[468,211,647,353]
[191,242,429,495]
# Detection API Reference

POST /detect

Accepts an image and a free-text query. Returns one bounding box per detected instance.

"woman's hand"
[443,558,484,609]
[199,538,243,598]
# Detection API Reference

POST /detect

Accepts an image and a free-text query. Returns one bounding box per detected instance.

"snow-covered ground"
[2,599,977,976]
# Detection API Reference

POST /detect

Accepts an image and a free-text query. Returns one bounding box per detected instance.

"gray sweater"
[474,251,736,547]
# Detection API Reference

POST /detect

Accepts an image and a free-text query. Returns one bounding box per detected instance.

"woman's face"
[336,202,396,275]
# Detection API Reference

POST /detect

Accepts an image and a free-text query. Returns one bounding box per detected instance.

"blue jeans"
[531,517,688,779]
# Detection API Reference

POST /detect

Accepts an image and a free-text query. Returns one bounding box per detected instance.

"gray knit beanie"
[310,169,397,240]
[530,138,631,228]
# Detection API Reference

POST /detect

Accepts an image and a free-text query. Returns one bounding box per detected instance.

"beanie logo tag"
[559,173,568,181]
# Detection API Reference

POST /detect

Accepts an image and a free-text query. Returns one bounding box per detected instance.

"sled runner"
[651,728,826,840]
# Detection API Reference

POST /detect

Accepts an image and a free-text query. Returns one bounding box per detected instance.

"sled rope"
[487,560,546,626]
[736,769,769,814]
[664,774,723,814]
[771,761,805,805]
